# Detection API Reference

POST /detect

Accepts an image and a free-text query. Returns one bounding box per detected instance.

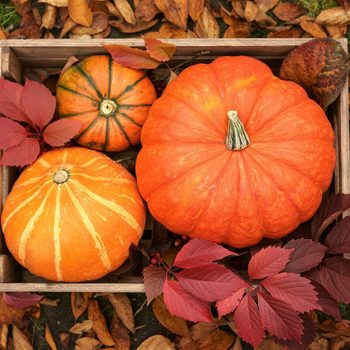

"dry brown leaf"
[45,325,57,350]
[255,0,279,13]
[12,326,33,350]
[0,296,25,327]
[168,70,178,84]
[268,27,303,38]
[255,10,277,26]
[93,25,111,38]
[110,314,130,350]
[109,18,158,33]
[105,1,121,17]
[32,7,42,26]
[107,294,135,333]
[232,0,244,17]
[232,337,242,350]
[244,1,258,22]
[68,0,93,26]
[113,0,136,24]
[154,0,188,29]
[221,9,236,26]
[170,28,188,38]
[41,5,56,29]
[205,0,221,18]
[224,19,251,37]
[326,24,347,38]
[59,332,70,349]
[0,29,7,40]
[258,339,286,349]
[59,17,77,37]
[40,298,60,307]
[88,300,115,347]
[135,0,160,22]
[273,2,305,21]
[152,296,189,336]
[69,320,94,334]
[308,337,329,349]
[75,337,100,350]
[331,338,345,350]
[300,20,327,38]
[316,7,350,25]
[0,325,8,350]
[189,0,204,21]
[195,6,219,37]
[190,322,218,341]
[136,335,175,350]
[38,0,68,6]
[71,293,90,320]
[72,11,108,34]
[286,14,314,24]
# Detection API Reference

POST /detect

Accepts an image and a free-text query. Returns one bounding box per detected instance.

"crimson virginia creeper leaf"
[105,45,160,69]
[176,264,248,302]
[248,246,292,280]
[21,79,56,130]
[284,239,328,273]
[261,272,320,312]
[43,119,83,147]
[216,287,245,319]
[3,292,43,309]
[324,216,350,254]
[257,291,303,343]
[0,117,29,149]
[311,194,350,241]
[233,293,264,347]
[0,138,40,167]
[144,38,176,62]
[143,264,167,305]
[173,238,235,269]
[0,78,28,122]
[319,256,350,303]
[275,313,317,350]
[312,281,341,320]
[163,279,212,323]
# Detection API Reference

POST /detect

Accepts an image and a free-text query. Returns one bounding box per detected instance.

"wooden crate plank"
[0,47,22,82]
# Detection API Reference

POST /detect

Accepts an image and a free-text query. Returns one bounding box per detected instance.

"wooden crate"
[0,38,349,292]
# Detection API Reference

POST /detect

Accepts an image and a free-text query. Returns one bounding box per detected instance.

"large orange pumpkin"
[1,147,145,282]
[136,56,336,248]
[56,55,157,152]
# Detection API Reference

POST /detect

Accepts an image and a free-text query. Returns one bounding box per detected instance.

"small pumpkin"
[136,56,336,248]
[1,147,145,282]
[56,55,157,152]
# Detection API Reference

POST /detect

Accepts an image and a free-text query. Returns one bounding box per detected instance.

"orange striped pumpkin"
[1,147,145,282]
[56,55,157,152]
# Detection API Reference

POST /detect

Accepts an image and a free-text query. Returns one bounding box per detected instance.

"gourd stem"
[53,169,69,184]
[225,110,250,151]
[100,99,117,117]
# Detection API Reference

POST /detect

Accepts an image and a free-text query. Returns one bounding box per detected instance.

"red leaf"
[143,264,167,305]
[43,119,83,147]
[312,281,341,320]
[105,45,160,69]
[0,117,29,149]
[177,264,248,302]
[163,279,212,323]
[216,287,245,319]
[173,238,235,269]
[0,78,28,122]
[261,272,320,312]
[311,194,350,241]
[257,291,303,342]
[319,256,350,303]
[144,38,176,62]
[325,216,350,254]
[21,79,56,129]
[284,239,328,273]
[3,292,43,309]
[0,138,40,167]
[233,294,264,347]
[248,246,292,280]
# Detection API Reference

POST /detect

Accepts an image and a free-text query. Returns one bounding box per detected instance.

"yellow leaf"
[107,294,135,333]
[316,7,350,25]
[189,0,204,21]
[244,1,258,22]
[45,325,57,350]
[136,335,175,350]
[300,20,328,38]
[195,6,220,38]
[113,0,136,24]
[68,0,93,27]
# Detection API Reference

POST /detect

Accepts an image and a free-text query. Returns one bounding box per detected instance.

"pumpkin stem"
[225,110,250,151]
[100,99,117,117]
[53,169,70,184]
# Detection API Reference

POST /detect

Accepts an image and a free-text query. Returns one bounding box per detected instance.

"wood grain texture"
[0,38,348,291]
[0,47,22,82]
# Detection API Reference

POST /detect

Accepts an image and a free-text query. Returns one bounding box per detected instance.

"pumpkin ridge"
[18,185,55,264]
[76,113,101,139]
[65,184,112,271]
[57,84,100,103]
[75,64,104,100]
[118,103,153,108]
[110,115,132,145]
[53,185,63,281]
[103,117,110,151]
[59,109,97,119]
[116,110,142,128]
[115,74,147,102]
